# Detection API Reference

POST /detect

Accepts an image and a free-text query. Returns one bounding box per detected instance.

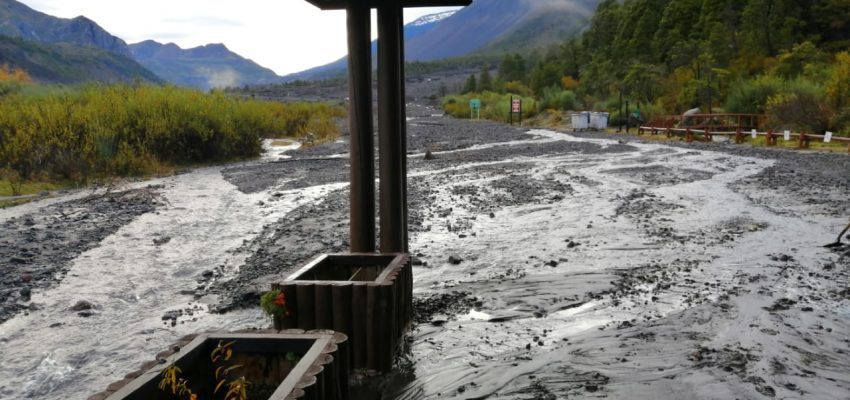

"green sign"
[469,99,481,119]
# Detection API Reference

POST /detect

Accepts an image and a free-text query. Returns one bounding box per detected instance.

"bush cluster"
[0,84,345,183]
[442,91,537,122]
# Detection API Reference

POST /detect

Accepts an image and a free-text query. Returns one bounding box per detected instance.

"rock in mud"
[70,300,97,311]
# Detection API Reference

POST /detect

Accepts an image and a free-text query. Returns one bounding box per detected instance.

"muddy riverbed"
[1,105,849,399]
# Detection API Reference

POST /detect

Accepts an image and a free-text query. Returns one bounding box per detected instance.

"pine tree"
[582,0,624,60]
[463,74,477,94]
[741,0,804,57]
[811,0,850,51]
[612,0,666,61]
[653,0,704,66]
[498,53,526,83]
[696,0,745,65]
[479,65,493,92]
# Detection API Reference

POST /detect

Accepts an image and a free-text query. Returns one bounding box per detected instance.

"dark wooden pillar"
[346,4,375,253]
[397,7,409,253]
[377,3,406,253]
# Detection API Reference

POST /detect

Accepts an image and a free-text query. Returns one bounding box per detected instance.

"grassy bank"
[0,81,345,195]
[442,92,537,123]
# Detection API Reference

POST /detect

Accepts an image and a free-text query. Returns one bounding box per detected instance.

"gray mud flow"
[1,105,849,399]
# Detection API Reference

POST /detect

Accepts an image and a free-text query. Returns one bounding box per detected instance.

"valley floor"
[1,105,848,399]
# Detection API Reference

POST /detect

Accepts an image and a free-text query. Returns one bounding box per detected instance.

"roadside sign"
[751,129,757,139]
[784,130,791,141]
[511,99,521,113]
[469,99,481,120]
[824,131,833,143]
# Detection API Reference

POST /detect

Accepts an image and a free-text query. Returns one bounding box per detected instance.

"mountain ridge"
[0,0,133,57]
[282,9,458,82]
[0,34,162,84]
[128,40,284,90]
[285,0,600,81]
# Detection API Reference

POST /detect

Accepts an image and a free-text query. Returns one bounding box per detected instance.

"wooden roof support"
[305,0,471,10]
[308,0,472,254]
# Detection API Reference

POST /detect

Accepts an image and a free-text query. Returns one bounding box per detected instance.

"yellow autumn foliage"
[0,84,345,183]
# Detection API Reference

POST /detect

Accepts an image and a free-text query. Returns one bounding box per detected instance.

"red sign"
[511,99,521,113]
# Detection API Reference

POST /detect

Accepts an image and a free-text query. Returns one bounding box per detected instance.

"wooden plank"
[296,283,316,330]
[351,284,367,368]
[365,284,378,370]
[314,284,333,329]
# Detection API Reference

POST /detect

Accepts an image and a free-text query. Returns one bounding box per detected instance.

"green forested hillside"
[457,0,850,135]
[0,35,162,84]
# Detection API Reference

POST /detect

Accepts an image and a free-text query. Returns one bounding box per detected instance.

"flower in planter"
[260,289,291,324]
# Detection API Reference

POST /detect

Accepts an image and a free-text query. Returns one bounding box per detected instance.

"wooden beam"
[305,0,471,10]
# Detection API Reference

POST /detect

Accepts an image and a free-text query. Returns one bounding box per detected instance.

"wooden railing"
[637,125,850,152]
[646,114,762,132]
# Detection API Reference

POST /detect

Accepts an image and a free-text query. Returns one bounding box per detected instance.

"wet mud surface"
[0,187,161,323]
[1,104,849,399]
[217,109,850,398]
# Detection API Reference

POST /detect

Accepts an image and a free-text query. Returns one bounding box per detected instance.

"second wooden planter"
[272,253,412,371]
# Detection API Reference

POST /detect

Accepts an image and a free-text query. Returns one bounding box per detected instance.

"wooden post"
[378,3,405,254]
[345,4,375,254]
[625,101,630,133]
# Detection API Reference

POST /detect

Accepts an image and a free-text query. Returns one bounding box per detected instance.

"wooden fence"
[645,114,762,132]
[638,125,850,153]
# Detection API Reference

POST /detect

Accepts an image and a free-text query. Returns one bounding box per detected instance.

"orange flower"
[274,292,286,307]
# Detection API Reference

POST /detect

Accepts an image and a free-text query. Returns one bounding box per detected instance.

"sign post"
[510,98,522,126]
[469,98,481,120]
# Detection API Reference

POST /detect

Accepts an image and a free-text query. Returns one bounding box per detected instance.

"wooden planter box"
[92,331,349,400]
[273,253,412,371]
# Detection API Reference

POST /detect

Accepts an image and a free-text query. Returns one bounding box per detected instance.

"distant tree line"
[449,0,850,134]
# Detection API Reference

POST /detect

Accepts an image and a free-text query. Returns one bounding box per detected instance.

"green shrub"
[725,75,783,114]
[0,84,345,183]
[442,91,537,122]
[538,86,577,111]
[764,80,831,133]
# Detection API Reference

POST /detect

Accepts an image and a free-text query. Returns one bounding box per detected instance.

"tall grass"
[0,84,345,183]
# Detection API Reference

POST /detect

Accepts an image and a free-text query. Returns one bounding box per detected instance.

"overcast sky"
[18,0,461,76]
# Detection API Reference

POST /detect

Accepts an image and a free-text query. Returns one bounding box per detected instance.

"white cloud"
[17,0,462,76]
